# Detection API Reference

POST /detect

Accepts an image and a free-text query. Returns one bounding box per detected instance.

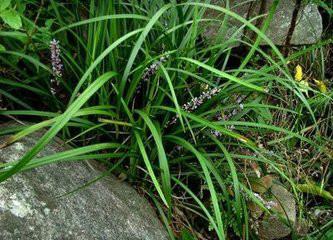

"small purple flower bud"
[142,55,169,82]
[167,87,221,126]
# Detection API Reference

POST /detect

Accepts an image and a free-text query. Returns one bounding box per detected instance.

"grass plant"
[0,0,332,239]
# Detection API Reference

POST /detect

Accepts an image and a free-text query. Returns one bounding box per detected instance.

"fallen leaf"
[250,175,273,193]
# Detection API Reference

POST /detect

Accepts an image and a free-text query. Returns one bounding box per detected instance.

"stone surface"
[0,123,168,240]
[203,0,323,45]
[258,184,296,240]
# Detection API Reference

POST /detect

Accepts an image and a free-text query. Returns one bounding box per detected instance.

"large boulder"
[203,0,323,45]
[0,122,168,240]
[258,184,296,240]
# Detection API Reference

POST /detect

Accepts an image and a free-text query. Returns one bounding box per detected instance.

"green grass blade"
[166,135,225,239]
[134,130,169,208]
[136,110,171,206]
[0,72,117,182]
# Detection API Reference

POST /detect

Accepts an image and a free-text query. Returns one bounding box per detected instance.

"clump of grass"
[0,1,332,239]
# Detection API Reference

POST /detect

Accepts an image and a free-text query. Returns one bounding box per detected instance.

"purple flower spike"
[49,39,63,94]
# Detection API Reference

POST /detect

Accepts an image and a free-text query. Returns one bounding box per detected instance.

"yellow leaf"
[295,64,303,81]
[314,79,328,93]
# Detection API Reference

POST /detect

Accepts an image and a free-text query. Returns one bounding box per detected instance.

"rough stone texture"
[0,123,168,240]
[258,184,296,240]
[203,0,249,44]
[203,0,323,45]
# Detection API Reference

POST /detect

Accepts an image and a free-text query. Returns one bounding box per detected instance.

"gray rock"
[258,184,296,240]
[203,0,323,45]
[0,123,168,240]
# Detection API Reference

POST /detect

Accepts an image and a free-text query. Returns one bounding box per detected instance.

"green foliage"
[0,0,22,29]
[0,1,332,239]
[297,183,333,201]
[0,0,11,11]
